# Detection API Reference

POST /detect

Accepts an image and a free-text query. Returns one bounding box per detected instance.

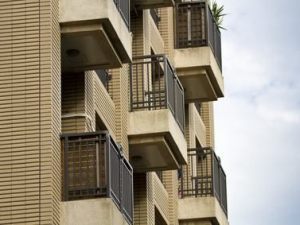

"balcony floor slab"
[178,197,229,225]
[128,109,187,172]
[61,198,129,225]
[174,47,224,102]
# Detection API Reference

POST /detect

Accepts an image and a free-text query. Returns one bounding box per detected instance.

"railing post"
[211,151,215,197]
[219,164,222,208]
[205,3,210,47]
[163,56,168,109]
[195,177,198,197]
[180,166,184,198]
[63,136,69,201]
[175,4,179,48]
[119,145,124,214]
[129,63,133,112]
[96,137,100,192]
[187,4,191,45]
[128,0,131,31]
[105,133,111,198]
[174,76,177,122]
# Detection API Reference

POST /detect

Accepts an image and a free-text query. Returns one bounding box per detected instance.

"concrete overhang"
[128,109,187,172]
[174,46,224,102]
[178,197,229,225]
[132,0,176,9]
[60,0,132,71]
[61,198,130,225]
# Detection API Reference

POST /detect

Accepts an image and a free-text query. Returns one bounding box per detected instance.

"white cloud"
[222,42,270,95]
[213,0,300,224]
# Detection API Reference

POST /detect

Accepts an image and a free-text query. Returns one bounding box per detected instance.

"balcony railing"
[129,55,185,132]
[179,147,227,216]
[175,2,222,70]
[61,132,133,224]
[113,0,130,29]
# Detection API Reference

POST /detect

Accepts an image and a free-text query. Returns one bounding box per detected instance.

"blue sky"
[214,0,300,224]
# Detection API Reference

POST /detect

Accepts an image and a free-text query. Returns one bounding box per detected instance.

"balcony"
[132,0,181,9]
[174,2,224,102]
[60,0,132,72]
[61,132,133,225]
[178,148,228,225]
[128,55,187,172]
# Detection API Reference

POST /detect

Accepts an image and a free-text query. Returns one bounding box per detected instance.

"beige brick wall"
[201,102,215,149]
[153,173,169,221]
[164,170,179,225]
[0,0,61,224]
[132,12,145,57]
[180,221,212,225]
[85,72,96,131]
[159,7,175,64]
[94,72,116,138]
[133,173,149,225]
[109,65,129,158]
[62,73,86,133]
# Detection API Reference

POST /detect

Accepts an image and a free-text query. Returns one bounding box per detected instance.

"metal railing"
[150,8,160,28]
[179,147,227,216]
[175,2,222,70]
[129,55,185,132]
[113,0,130,29]
[61,132,133,224]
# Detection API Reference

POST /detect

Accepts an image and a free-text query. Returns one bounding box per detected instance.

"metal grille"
[109,139,122,206]
[113,0,130,29]
[122,158,134,224]
[175,79,185,131]
[62,132,133,224]
[175,2,222,70]
[62,133,107,200]
[179,148,228,216]
[129,55,185,132]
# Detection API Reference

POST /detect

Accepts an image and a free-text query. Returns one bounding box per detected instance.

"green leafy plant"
[211,1,227,30]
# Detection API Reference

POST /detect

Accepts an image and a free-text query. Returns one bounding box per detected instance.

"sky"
[214,0,300,225]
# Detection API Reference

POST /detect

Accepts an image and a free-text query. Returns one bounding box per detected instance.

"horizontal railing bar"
[61,131,109,138]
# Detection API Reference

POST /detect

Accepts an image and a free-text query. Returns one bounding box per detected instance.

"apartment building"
[0,0,228,225]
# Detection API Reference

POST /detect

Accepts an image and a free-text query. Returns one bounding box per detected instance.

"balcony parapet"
[130,54,185,132]
[179,147,227,216]
[61,132,133,224]
[175,1,222,70]
[174,2,224,102]
[132,0,178,9]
